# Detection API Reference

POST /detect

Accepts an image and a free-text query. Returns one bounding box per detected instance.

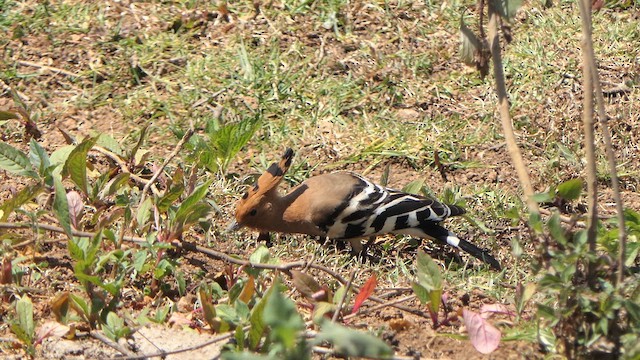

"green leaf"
[491,0,523,20]
[222,352,276,360]
[96,134,124,156]
[0,183,44,221]
[460,18,481,67]
[63,137,98,195]
[248,283,275,350]
[103,312,130,341]
[69,294,90,320]
[0,141,38,178]
[216,304,239,324]
[207,117,261,172]
[314,320,393,358]
[16,296,35,342]
[556,178,583,201]
[412,282,430,304]
[49,145,75,177]
[249,245,271,265]
[99,172,130,198]
[415,250,443,314]
[173,179,213,223]
[415,250,442,291]
[52,175,73,239]
[547,212,566,246]
[176,271,186,297]
[0,110,20,120]
[136,197,153,231]
[157,183,184,212]
[264,283,304,350]
[531,191,553,203]
[312,302,336,324]
[402,178,425,195]
[234,325,245,351]
[133,250,148,273]
[29,139,51,176]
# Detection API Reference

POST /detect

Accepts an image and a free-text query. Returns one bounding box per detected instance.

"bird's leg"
[257,232,272,247]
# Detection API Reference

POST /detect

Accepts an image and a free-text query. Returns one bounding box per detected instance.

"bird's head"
[229,148,294,231]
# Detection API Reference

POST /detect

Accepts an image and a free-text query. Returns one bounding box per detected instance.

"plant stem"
[577,0,626,287]
[576,0,600,285]
[487,6,539,215]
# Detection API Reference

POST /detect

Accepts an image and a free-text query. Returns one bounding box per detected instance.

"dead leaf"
[291,270,323,300]
[389,319,413,331]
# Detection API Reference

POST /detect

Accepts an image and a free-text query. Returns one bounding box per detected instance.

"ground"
[0,0,638,359]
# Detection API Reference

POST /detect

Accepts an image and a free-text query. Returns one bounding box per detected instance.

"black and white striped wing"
[324,173,462,239]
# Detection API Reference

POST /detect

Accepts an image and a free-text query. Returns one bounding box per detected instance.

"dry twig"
[138,128,194,207]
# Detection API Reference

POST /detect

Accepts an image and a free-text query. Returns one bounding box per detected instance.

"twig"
[90,331,137,357]
[577,0,626,287]
[138,128,194,207]
[538,208,586,227]
[311,345,418,360]
[116,329,235,360]
[332,269,356,322]
[91,146,161,196]
[0,79,30,102]
[576,0,599,285]
[487,4,539,215]
[17,60,81,79]
[343,295,417,321]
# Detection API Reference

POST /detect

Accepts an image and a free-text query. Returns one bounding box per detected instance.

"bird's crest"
[254,148,294,196]
[234,148,294,224]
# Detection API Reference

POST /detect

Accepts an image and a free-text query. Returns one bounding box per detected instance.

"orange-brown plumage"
[231,148,501,270]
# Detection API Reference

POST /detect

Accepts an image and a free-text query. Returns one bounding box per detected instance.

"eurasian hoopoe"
[229,148,501,270]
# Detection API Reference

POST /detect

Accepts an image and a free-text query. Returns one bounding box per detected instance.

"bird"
[229,148,501,270]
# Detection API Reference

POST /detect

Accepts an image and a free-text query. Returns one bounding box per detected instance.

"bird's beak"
[226,220,242,232]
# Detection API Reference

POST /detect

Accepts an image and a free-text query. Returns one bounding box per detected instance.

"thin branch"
[343,295,417,321]
[91,146,161,197]
[116,329,236,360]
[577,0,626,287]
[487,6,539,215]
[576,0,599,284]
[90,331,136,357]
[332,269,356,322]
[17,60,81,79]
[1,79,30,102]
[311,345,418,360]
[138,128,194,206]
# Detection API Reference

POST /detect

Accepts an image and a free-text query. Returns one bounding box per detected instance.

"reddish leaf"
[66,191,84,228]
[35,321,70,345]
[1,256,12,284]
[463,309,501,354]
[351,274,377,314]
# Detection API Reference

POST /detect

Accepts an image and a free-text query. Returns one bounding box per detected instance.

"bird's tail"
[446,204,466,217]
[426,224,501,270]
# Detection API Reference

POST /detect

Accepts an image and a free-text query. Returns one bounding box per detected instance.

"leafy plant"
[10,296,36,356]
[532,183,640,358]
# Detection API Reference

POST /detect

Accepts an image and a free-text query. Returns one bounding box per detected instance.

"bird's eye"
[249,209,257,216]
